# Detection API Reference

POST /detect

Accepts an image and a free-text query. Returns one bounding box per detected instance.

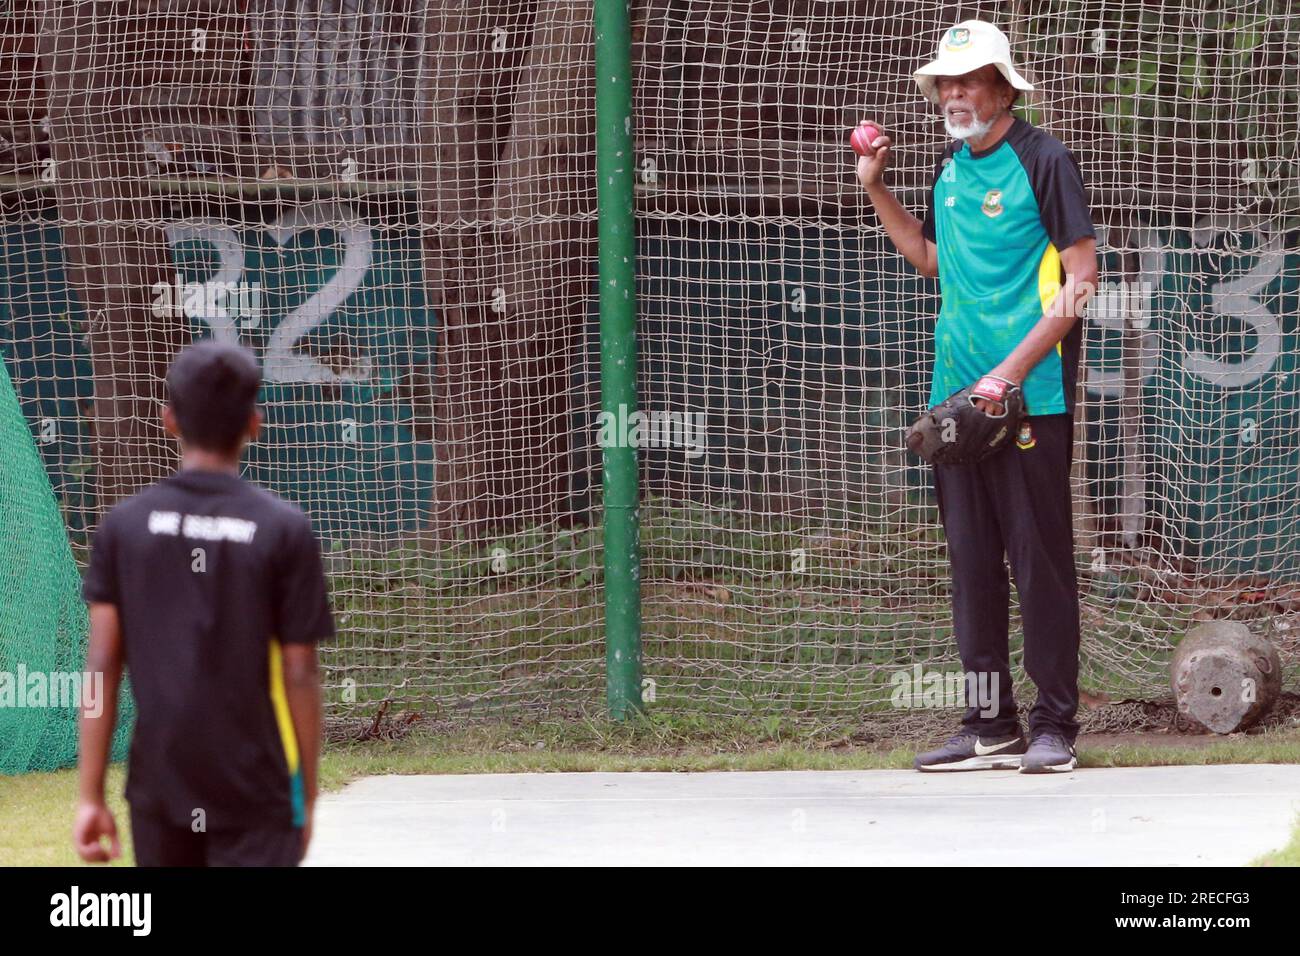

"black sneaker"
[913,730,1026,772]
[1019,732,1077,773]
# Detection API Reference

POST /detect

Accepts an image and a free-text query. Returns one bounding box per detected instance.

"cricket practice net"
[2,0,1299,767]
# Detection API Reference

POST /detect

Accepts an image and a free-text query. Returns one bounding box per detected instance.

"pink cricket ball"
[850,122,881,157]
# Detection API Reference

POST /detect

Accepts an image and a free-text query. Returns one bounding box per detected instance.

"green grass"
[0,764,134,867]
[1254,821,1300,866]
[328,577,1183,719]
[323,497,1210,716]
[319,714,1300,782]
[6,715,1298,866]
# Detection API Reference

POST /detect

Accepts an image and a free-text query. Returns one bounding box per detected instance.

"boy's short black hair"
[166,340,261,452]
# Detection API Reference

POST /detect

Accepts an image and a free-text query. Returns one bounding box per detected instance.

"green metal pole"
[594,0,642,720]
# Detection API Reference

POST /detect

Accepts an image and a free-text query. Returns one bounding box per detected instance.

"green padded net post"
[0,351,131,773]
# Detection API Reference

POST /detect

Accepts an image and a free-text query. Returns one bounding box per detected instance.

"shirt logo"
[148,510,258,544]
[1016,422,1036,450]
[981,189,1005,217]
[944,27,971,50]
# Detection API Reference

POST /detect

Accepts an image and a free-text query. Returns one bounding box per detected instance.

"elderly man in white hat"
[857,20,1099,773]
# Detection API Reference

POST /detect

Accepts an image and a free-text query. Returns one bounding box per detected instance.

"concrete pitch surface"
[305,765,1300,866]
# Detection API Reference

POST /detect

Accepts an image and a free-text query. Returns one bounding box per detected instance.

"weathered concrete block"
[1171,621,1282,734]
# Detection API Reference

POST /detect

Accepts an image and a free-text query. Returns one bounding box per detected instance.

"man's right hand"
[855,127,893,188]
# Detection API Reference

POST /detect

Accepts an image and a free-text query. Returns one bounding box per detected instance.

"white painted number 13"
[1087,220,1283,394]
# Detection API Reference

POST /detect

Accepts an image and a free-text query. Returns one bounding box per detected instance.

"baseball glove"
[905,375,1025,465]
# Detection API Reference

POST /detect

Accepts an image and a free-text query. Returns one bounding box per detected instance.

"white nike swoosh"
[974,739,1017,756]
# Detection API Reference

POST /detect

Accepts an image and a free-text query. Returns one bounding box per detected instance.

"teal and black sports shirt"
[921,115,1096,415]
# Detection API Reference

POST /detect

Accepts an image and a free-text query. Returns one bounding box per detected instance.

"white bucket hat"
[913,19,1034,104]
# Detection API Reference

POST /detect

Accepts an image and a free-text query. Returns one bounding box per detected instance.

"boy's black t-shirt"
[82,469,335,830]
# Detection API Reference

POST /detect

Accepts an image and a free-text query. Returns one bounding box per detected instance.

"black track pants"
[932,413,1081,744]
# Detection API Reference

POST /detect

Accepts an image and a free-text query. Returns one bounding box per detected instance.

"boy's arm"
[74,602,124,862]
[282,643,321,814]
[275,512,335,861]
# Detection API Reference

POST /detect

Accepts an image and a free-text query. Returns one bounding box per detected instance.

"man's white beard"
[945,111,995,141]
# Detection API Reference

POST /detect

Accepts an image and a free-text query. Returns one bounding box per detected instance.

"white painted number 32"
[164,201,373,384]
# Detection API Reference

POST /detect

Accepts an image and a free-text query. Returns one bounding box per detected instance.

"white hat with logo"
[913,19,1034,104]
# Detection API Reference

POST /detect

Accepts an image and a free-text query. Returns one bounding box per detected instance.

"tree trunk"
[486,0,594,527]
[38,0,193,506]
[415,1,541,540]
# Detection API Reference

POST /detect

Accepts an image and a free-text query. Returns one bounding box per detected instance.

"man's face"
[936,65,1012,140]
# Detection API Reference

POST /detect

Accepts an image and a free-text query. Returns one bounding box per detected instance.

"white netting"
[1,0,1297,731]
